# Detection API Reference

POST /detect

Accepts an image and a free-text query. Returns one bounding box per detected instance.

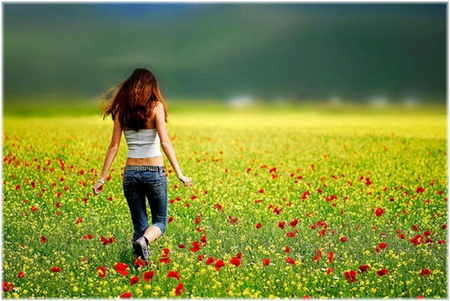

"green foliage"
[2,108,447,298]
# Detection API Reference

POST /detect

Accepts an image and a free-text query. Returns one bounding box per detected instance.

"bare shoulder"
[155,101,165,111]
[154,101,165,117]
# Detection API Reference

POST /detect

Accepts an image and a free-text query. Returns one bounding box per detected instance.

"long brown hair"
[103,68,168,130]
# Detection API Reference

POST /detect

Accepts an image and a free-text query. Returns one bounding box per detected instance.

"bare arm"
[155,102,193,186]
[93,114,122,194]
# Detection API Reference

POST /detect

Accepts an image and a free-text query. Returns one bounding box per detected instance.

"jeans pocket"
[141,171,164,183]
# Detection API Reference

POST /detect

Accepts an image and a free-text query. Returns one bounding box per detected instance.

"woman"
[92,68,193,264]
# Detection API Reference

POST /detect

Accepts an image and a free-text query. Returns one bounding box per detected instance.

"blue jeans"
[122,166,168,242]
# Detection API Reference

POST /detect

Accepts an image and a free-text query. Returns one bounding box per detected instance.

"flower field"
[2,106,448,298]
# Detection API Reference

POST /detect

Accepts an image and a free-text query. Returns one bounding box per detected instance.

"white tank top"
[123,129,162,158]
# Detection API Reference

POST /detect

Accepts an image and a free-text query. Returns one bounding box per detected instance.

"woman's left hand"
[178,175,193,187]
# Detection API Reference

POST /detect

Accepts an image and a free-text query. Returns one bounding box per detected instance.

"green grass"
[2,103,447,298]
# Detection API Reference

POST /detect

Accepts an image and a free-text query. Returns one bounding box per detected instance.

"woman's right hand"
[178,175,193,187]
[92,182,104,195]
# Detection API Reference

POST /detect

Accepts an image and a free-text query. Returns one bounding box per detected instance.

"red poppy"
[377,268,389,277]
[96,266,106,278]
[119,292,132,298]
[327,267,334,274]
[214,204,224,211]
[230,257,241,267]
[3,282,14,292]
[143,271,155,282]
[228,215,238,224]
[256,223,262,229]
[262,258,270,266]
[40,236,47,243]
[50,266,61,273]
[286,231,296,237]
[134,258,146,267]
[114,262,129,276]
[359,265,370,273]
[75,217,83,225]
[168,270,180,280]
[416,186,425,193]
[159,257,170,264]
[175,283,184,296]
[301,190,310,200]
[313,249,322,262]
[379,243,387,249]
[327,252,334,263]
[178,244,186,249]
[375,208,384,217]
[206,257,215,265]
[290,218,299,227]
[286,257,295,265]
[190,241,201,252]
[340,237,347,243]
[82,234,93,240]
[101,236,115,245]
[317,220,328,228]
[215,259,225,271]
[278,221,286,229]
[409,234,423,246]
[160,248,170,263]
[17,271,25,278]
[283,246,290,253]
[129,276,140,286]
[344,270,357,283]
[420,269,431,276]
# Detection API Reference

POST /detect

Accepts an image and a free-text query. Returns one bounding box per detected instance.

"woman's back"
[123,128,162,159]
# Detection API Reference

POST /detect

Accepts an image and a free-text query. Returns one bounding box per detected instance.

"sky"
[2,1,448,103]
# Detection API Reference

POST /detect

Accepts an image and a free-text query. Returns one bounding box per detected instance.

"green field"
[2,103,447,298]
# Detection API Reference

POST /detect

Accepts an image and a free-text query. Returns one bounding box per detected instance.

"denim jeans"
[122,166,168,242]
